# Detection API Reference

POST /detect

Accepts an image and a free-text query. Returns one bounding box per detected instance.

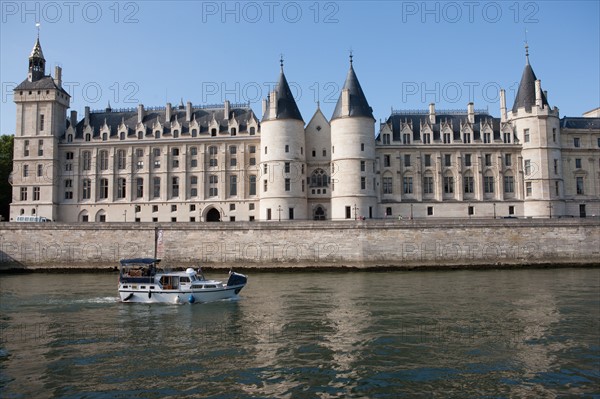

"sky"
[1,1,599,135]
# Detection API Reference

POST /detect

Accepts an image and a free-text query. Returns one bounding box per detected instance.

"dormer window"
[249,127,255,135]
[67,134,73,143]
[155,130,160,139]
[211,128,217,137]
[173,130,179,138]
[137,131,143,140]
[102,132,108,141]
[120,132,125,140]
[191,129,197,137]
[85,133,91,142]
[231,128,236,136]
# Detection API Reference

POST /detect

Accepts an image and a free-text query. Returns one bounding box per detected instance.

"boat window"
[180,277,190,283]
[205,285,216,289]
[150,286,155,289]
[141,286,146,289]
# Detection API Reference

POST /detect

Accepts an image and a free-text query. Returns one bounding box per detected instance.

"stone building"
[9,38,600,222]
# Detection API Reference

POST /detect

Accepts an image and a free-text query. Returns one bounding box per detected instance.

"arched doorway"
[206,208,221,222]
[313,206,326,220]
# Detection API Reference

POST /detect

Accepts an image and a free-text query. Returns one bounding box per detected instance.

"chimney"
[166,102,172,122]
[84,106,90,125]
[428,103,436,124]
[224,100,230,120]
[500,89,507,122]
[70,110,77,128]
[269,91,277,118]
[186,101,192,122]
[137,104,145,124]
[543,90,548,103]
[341,89,350,117]
[54,66,62,88]
[467,102,474,124]
[535,80,542,108]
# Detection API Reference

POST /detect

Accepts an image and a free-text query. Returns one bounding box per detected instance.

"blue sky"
[1,1,599,135]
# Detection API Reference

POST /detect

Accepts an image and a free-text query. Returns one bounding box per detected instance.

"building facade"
[9,39,600,222]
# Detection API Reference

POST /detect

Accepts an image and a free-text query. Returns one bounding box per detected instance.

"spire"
[331,56,374,120]
[512,43,549,113]
[262,59,303,122]
[28,33,46,82]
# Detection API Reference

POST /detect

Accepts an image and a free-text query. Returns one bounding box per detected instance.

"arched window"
[85,133,91,142]
[310,169,328,187]
[155,130,161,139]
[67,134,73,142]
[120,132,125,140]
[102,132,108,141]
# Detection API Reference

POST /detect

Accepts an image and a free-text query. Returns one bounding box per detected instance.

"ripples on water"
[0,269,599,398]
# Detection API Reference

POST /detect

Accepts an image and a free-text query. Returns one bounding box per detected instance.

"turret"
[508,43,563,218]
[330,54,378,220]
[258,58,307,221]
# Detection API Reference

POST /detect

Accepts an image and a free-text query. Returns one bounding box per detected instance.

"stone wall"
[1,219,599,271]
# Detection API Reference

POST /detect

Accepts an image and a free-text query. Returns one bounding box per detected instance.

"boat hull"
[119,285,245,304]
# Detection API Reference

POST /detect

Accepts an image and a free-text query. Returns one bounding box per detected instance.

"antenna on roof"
[349,47,354,65]
[36,22,40,39]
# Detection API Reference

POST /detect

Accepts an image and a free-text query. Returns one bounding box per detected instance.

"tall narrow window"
[524,129,530,143]
[383,177,393,194]
[484,176,494,193]
[39,114,44,131]
[504,175,514,193]
[136,178,144,198]
[230,175,238,196]
[403,176,413,194]
[99,179,109,199]
[117,150,126,170]
[444,176,454,194]
[464,176,474,193]
[100,151,109,170]
[285,178,291,192]
[423,176,433,194]
[153,177,161,198]
[82,179,91,199]
[38,140,43,156]
[172,177,179,197]
[117,178,127,199]
[249,175,257,196]
[33,186,40,201]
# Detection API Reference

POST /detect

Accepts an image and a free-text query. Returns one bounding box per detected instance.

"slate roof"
[14,75,70,96]
[262,68,303,122]
[73,106,258,139]
[331,63,374,120]
[30,38,44,59]
[512,60,549,113]
[379,112,502,143]
[560,117,600,130]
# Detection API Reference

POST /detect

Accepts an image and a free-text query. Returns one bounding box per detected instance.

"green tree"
[0,134,14,221]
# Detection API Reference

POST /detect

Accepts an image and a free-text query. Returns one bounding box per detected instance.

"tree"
[0,135,14,221]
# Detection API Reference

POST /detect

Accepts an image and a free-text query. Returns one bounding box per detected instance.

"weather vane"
[36,22,40,39]
[279,53,284,69]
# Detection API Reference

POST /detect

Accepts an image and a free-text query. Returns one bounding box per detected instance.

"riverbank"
[1,219,599,272]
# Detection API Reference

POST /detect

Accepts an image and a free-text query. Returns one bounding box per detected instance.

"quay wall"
[0,219,599,271]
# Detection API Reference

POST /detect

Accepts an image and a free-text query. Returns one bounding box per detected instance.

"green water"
[1,269,599,398]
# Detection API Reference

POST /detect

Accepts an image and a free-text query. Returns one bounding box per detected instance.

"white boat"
[118,258,247,304]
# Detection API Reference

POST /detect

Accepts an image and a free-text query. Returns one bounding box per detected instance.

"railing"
[392,107,489,116]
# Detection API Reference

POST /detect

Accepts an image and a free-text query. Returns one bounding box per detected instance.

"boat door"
[160,276,180,290]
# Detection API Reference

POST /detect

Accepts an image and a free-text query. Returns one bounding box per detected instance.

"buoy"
[174,296,181,304]
[188,295,195,304]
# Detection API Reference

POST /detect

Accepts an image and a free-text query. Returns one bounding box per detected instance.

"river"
[1,268,599,398]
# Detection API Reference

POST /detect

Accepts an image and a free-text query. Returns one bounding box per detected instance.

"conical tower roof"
[331,58,374,120]
[262,62,303,122]
[512,45,549,113]
[29,38,45,60]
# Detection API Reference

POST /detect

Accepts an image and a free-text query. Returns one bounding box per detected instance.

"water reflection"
[0,269,598,397]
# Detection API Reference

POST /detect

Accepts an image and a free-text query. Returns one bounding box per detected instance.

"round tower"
[508,44,563,218]
[330,56,378,220]
[259,60,307,221]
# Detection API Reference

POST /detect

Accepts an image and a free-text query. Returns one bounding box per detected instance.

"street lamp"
[277,205,282,222]
[493,202,496,219]
[547,203,553,219]
[124,210,127,222]
[353,204,359,220]
[410,204,413,220]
